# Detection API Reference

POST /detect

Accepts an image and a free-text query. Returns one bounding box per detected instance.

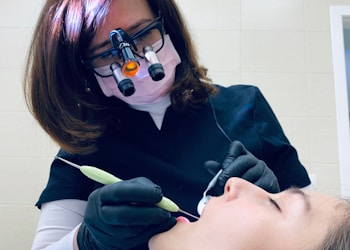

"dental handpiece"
[55,156,199,220]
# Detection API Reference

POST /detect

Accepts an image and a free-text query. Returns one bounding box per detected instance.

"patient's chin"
[148,233,166,250]
[149,218,189,250]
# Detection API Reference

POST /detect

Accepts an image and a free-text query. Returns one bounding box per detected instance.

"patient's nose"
[224,177,268,199]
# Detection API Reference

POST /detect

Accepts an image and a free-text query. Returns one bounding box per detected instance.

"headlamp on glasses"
[109,29,140,78]
[108,29,140,96]
[85,16,165,97]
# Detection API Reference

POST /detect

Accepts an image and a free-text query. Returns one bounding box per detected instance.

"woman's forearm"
[31,200,86,250]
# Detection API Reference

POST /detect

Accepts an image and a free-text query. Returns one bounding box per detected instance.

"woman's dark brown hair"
[23,0,217,154]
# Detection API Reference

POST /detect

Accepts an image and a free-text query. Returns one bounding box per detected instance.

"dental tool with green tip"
[55,156,199,220]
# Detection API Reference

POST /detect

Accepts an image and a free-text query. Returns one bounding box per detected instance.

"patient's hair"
[316,200,350,250]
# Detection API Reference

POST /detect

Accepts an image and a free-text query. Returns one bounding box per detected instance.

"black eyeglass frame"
[82,16,165,77]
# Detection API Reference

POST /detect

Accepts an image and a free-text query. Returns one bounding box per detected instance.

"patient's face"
[149,177,343,250]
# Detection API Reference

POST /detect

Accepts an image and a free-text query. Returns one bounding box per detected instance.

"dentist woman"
[24,0,311,249]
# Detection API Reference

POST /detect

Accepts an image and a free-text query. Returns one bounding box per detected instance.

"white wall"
[0,0,59,248]
[175,0,349,196]
[0,0,349,249]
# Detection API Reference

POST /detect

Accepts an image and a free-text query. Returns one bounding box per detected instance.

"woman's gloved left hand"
[205,141,280,195]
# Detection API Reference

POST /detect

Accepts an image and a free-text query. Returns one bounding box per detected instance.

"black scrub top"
[36,84,310,216]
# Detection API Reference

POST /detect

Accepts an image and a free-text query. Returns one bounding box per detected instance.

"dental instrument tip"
[55,156,81,169]
[178,209,199,220]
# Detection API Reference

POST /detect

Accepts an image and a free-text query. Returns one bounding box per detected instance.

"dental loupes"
[55,156,199,220]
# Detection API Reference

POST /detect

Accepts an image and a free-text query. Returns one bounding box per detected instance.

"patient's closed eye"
[269,197,281,212]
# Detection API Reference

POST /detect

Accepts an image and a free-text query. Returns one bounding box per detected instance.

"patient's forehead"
[304,190,337,205]
[302,190,346,224]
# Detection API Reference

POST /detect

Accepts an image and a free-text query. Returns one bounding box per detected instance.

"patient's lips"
[176,216,190,223]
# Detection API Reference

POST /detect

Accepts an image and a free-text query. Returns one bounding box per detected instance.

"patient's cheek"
[176,216,190,223]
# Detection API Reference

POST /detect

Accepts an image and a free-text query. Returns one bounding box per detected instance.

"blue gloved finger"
[236,157,280,193]
[249,166,280,193]
[222,141,248,169]
[98,177,163,204]
[218,154,257,186]
[226,140,247,156]
[100,205,172,225]
[223,155,258,176]
[203,160,221,176]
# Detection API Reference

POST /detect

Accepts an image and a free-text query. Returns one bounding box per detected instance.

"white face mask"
[95,35,181,105]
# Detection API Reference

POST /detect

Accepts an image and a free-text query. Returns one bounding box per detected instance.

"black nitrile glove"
[77,177,176,250]
[205,141,280,195]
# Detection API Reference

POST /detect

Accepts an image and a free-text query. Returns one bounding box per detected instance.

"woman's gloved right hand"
[76,177,176,250]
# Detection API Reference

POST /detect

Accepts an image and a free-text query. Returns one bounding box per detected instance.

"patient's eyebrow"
[286,187,311,212]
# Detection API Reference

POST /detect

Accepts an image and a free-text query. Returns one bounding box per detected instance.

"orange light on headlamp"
[122,59,140,77]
